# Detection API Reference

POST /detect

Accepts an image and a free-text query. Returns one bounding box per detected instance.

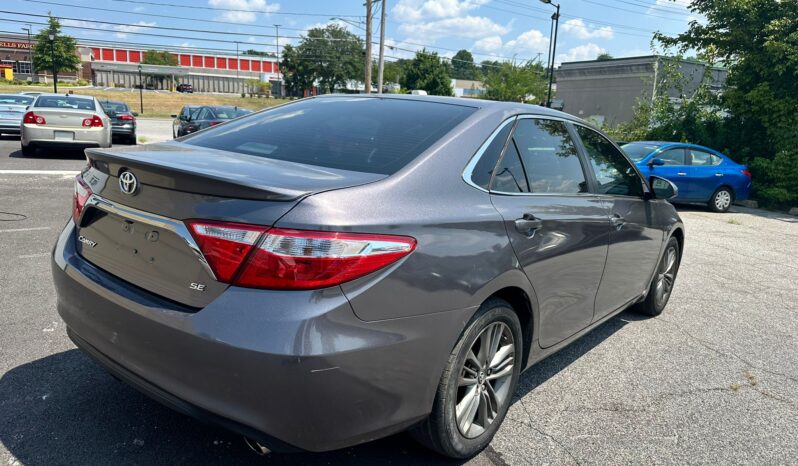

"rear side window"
[35,96,95,110]
[511,119,587,194]
[577,126,644,197]
[491,140,529,193]
[690,149,722,166]
[470,120,514,189]
[184,97,477,175]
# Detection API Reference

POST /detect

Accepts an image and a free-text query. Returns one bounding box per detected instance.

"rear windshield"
[211,106,251,119]
[101,101,129,113]
[184,97,477,175]
[0,95,34,105]
[35,96,96,111]
[621,142,661,161]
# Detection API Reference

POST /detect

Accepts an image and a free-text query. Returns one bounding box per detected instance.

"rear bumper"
[0,121,21,134]
[111,125,136,136]
[22,125,110,148]
[52,220,465,452]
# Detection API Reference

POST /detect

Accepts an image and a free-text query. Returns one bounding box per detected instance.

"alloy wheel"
[714,190,731,211]
[455,321,515,439]
[654,246,678,308]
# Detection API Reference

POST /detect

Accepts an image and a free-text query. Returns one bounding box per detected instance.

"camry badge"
[119,171,138,195]
[78,235,97,248]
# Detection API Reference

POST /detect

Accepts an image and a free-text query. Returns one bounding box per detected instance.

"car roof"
[627,141,728,157]
[33,93,95,100]
[101,100,127,105]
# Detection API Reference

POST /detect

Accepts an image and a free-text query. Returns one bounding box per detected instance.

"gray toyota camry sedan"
[52,95,684,458]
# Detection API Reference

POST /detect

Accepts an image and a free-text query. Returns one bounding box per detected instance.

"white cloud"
[561,19,613,40]
[398,16,509,42]
[556,43,606,64]
[114,21,157,39]
[392,0,488,23]
[208,0,279,23]
[504,29,549,54]
[473,35,503,52]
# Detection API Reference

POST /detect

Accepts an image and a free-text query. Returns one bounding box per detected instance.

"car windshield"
[621,143,661,161]
[0,95,34,105]
[184,98,477,175]
[210,107,252,119]
[34,96,96,111]
[101,101,129,113]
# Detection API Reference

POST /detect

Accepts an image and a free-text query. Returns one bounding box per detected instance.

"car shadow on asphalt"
[0,312,643,465]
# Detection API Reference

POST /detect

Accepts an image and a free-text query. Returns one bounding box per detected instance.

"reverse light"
[82,115,104,127]
[23,111,46,125]
[72,175,93,223]
[186,221,417,290]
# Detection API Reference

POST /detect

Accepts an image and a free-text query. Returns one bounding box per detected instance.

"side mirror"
[170,114,177,118]
[649,175,678,200]
[648,157,665,167]
[132,112,139,117]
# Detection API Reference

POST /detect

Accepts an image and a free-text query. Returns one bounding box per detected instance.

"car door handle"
[610,214,626,228]
[715,173,723,176]
[677,172,687,176]
[514,214,542,236]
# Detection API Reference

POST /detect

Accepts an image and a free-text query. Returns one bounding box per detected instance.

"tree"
[243,49,276,57]
[280,44,315,97]
[482,61,547,103]
[302,25,364,93]
[596,53,614,61]
[32,15,80,85]
[656,0,798,207]
[382,59,407,84]
[142,50,177,66]
[400,49,453,96]
[451,49,478,80]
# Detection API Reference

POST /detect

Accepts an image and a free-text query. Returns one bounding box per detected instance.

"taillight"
[742,169,752,179]
[186,222,416,290]
[187,221,267,282]
[119,114,135,121]
[23,111,46,125]
[82,115,104,127]
[209,121,221,126]
[73,175,93,223]
[235,228,416,290]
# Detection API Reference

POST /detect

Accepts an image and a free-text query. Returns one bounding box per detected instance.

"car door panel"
[687,149,724,201]
[645,148,692,199]
[488,117,611,348]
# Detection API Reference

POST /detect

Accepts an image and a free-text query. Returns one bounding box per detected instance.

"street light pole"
[22,25,33,79]
[138,64,144,115]
[48,33,57,93]
[540,0,560,108]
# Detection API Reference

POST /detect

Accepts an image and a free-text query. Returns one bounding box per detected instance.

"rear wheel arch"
[670,227,685,261]
[480,287,534,369]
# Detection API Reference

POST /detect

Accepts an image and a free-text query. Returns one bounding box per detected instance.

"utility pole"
[274,23,281,96]
[377,0,386,94]
[540,0,560,107]
[235,41,240,94]
[364,0,373,94]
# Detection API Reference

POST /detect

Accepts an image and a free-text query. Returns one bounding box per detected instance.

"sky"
[2,0,700,66]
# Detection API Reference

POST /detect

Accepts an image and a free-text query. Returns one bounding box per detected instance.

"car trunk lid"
[33,107,98,128]
[75,142,385,308]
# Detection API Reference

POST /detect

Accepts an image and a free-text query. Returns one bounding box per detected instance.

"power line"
[108,0,362,19]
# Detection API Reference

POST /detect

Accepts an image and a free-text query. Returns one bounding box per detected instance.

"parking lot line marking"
[18,252,50,259]
[0,226,51,233]
[0,170,80,175]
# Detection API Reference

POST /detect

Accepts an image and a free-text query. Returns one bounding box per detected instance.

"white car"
[0,94,34,136]
[20,94,111,156]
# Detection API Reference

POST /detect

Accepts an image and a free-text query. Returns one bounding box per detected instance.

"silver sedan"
[0,94,34,136]
[20,94,111,156]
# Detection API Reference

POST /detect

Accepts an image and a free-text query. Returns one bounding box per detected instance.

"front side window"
[657,148,686,165]
[690,149,722,166]
[577,126,644,197]
[512,119,587,194]
[621,142,661,161]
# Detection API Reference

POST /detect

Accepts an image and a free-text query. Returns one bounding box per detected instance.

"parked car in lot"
[21,94,111,156]
[623,141,752,212]
[171,105,199,138]
[177,105,252,135]
[99,100,138,145]
[0,93,34,136]
[54,95,684,459]
[176,83,193,93]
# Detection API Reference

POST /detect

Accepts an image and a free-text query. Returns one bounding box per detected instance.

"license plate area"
[76,206,227,308]
[54,131,75,140]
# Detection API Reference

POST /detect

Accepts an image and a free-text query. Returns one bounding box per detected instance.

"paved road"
[1,142,796,465]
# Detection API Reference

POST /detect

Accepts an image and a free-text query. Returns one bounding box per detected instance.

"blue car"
[622,141,752,212]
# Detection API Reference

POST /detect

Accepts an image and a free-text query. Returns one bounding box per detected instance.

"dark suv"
[53,95,683,458]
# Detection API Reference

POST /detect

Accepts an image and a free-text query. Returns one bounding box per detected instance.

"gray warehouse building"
[556,55,727,126]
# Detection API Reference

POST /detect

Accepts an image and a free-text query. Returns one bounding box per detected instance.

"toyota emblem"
[119,171,138,195]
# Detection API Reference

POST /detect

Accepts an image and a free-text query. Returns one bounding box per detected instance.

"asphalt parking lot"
[1,132,796,465]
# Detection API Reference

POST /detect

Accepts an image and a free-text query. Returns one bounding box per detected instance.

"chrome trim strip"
[82,194,218,281]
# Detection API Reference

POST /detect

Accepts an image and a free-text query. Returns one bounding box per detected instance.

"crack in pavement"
[514,397,582,465]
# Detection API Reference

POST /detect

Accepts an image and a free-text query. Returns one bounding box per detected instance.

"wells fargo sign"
[0,41,33,50]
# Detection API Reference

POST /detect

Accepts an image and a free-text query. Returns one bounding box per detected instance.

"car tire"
[411,298,522,459]
[634,236,680,317]
[20,143,35,157]
[128,134,137,145]
[709,187,733,213]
